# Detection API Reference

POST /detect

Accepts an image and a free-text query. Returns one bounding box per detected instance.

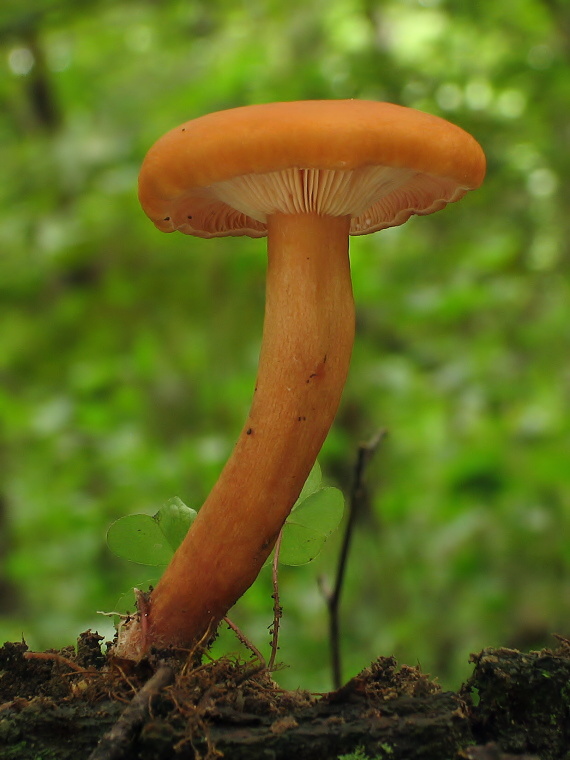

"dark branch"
[322,430,387,689]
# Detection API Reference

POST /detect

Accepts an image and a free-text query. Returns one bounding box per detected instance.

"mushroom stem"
[131,213,354,654]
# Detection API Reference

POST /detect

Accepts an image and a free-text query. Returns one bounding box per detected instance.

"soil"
[1,630,569,760]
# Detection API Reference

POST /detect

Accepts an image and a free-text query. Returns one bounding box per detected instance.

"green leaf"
[156,497,197,550]
[106,514,174,565]
[106,498,197,566]
[291,486,344,533]
[278,523,325,566]
[280,487,344,566]
[296,460,322,504]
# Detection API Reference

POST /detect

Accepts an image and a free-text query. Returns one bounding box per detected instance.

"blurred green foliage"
[1,0,569,692]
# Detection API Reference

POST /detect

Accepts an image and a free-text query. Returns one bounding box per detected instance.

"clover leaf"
[107,497,197,566]
[279,486,344,565]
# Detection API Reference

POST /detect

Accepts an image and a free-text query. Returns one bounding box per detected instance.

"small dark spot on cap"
[163,216,171,221]
[187,215,193,220]
[246,428,253,435]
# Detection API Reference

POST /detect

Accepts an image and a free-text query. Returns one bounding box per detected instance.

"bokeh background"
[1,0,569,692]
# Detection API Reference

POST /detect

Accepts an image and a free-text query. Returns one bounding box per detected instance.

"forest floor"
[1,630,569,760]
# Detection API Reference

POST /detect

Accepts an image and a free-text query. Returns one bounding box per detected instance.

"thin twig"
[268,530,284,671]
[321,429,387,689]
[223,616,266,665]
[87,665,175,760]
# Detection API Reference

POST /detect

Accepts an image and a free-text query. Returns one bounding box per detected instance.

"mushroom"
[120,100,485,657]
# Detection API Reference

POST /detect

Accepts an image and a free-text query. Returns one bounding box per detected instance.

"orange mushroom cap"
[138,99,486,240]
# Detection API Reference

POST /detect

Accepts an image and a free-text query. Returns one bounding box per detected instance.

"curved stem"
[119,213,354,655]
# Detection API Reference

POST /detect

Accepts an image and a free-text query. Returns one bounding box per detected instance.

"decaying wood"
[2,635,570,760]
[87,664,175,760]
